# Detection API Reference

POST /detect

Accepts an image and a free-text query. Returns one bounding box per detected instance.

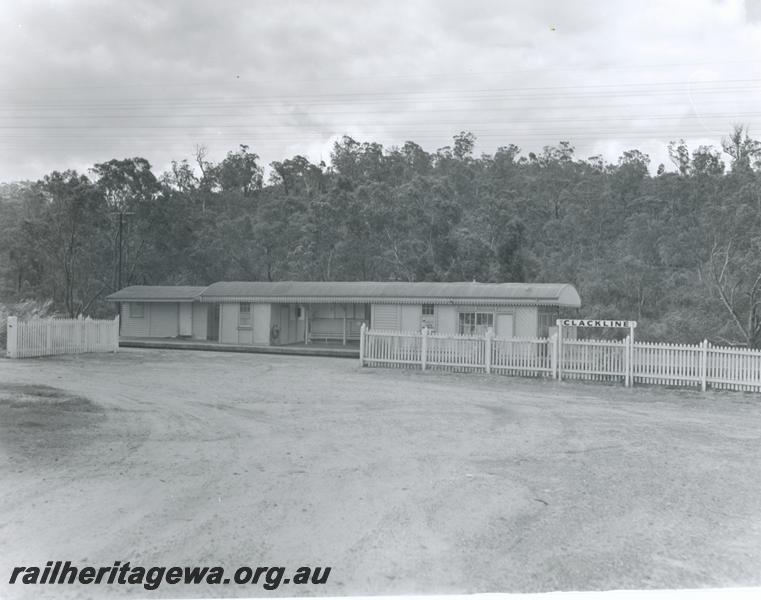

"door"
[280,305,290,344]
[207,304,220,341]
[179,303,192,336]
[496,313,514,338]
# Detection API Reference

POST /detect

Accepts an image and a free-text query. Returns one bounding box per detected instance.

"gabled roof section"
[198,281,581,307]
[106,285,207,302]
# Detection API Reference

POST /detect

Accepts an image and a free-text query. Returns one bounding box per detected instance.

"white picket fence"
[359,325,761,392]
[6,316,119,359]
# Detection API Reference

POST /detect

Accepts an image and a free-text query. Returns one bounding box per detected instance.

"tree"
[34,171,108,316]
[722,125,761,173]
[213,145,263,198]
[91,157,161,290]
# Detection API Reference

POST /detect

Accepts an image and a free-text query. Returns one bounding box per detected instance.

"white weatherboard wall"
[371,304,400,330]
[512,306,538,337]
[216,302,271,345]
[192,303,208,340]
[179,303,193,336]
[120,302,149,337]
[253,304,271,345]
[436,305,457,334]
[400,304,420,331]
[431,305,538,337]
[371,303,540,336]
[219,302,239,344]
[149,303,179,337]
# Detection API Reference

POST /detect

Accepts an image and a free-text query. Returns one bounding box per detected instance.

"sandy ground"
[1,348,761,598]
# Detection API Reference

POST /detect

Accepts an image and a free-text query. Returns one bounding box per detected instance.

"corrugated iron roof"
[199,281,581,307]
[105,281,582,307]
[106,285,207,301]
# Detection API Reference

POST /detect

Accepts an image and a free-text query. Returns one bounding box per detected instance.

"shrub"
[0,299,57,350]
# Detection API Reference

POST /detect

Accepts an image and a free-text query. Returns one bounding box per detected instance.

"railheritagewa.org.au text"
[9,561,331,590]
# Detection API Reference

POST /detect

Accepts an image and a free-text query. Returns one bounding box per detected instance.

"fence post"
[113,316,120,353]
[6,316,18,358]
[550,332,558,379]
[624,335,632,387]
[421,327,428,371]
[484,327,493,374]
[557,329,563,381]
[700,338,708,392]
[46,318,53,355]
[359,323,366,367]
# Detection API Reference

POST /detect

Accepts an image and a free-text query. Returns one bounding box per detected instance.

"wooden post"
[624,335,631,387]
[550,332,558,379]
[46,318,53,355]
[629,323,635,388]
[304,304,310,345]
[359,323,366,367]
[6,316,18,358]
[342,304,347,346]
[700,338,708,392]
[485,327,493,374]
[421,327,428,371]
[557,321,563,381]
[113,316,120,352]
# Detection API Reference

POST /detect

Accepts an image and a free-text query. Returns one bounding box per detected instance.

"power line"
[3,79,761,110]
[3,59,761,91]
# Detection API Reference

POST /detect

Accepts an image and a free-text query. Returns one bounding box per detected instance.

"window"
[421,304,435,331]
[295,306,302,319]
[239,303,251,327]
[129,303,144,318]
[458,311,494,335]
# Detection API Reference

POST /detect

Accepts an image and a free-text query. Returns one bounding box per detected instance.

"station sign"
[556,319,637,328]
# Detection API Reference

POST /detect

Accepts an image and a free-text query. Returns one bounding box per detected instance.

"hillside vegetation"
[1,128,760,345]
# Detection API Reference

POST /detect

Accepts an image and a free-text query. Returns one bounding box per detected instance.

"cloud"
[0,0,760,181]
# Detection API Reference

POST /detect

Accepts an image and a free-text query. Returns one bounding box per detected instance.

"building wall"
[149,303,179,337]
[424,304,539,337]
[400,304,420,332]
[120,302,150,337]
[219,302,239,344]
[253,304,271,345]
[435,305,457,334]
[192,303,208,340]
[269,304,298,345]
[120,301,197,338]
[179,303,193,336]
[129,299,545,343]
[371,304,400,330]
[369,303,540,337]
[511,306,538,337]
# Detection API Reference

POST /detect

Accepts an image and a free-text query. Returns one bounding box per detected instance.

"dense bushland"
[2,128,760,345]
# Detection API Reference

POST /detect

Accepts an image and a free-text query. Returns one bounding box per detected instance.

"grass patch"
[0,383,105,462]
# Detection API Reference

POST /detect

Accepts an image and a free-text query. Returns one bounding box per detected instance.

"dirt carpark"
[1,348,761,598]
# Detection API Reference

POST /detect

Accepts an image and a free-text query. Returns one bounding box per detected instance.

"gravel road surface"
[1,348,761,597]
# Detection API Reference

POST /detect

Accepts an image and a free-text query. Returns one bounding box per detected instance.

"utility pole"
[112,210,135,290]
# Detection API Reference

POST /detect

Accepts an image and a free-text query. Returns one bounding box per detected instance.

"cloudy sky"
[1,0,761,182]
